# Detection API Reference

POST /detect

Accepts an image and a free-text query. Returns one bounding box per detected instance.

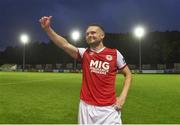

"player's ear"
[101,32,105,39]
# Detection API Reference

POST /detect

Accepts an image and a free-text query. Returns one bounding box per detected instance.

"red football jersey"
[78,47,126,106]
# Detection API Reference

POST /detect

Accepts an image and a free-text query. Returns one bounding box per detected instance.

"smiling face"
[85,25,105,46]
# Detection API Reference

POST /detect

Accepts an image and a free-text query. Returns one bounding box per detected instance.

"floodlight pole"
[73,42,78,72]
[70,30,81,72]
[74,58,76,71]
[139,38,142,72]
[133,26,145,73]
[23,43,26,71]
[20,34,29,72]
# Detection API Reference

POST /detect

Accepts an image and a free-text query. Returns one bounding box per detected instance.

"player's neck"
[90,42,104,51]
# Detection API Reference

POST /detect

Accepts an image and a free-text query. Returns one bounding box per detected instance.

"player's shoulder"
[78,48,88,52]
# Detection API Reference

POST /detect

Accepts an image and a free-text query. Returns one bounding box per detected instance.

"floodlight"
[20,34,29,44]
[71,30,80,41]
[133,26,145,38]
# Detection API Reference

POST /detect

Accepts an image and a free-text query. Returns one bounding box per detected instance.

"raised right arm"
[39,16,78,59]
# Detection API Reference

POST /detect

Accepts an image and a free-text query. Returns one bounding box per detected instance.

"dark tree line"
[104,31,180,65]
[0,31,179,66]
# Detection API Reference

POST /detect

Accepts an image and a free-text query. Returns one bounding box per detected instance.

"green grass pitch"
[0,72,180,123]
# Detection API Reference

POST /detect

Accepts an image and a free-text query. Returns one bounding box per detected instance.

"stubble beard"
[87,39,103,48]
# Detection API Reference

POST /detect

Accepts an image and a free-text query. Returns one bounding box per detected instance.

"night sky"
[0,0,180,50]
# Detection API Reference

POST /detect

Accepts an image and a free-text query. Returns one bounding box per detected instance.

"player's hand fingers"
[39,16,47,22]
[39,16,49,27]
[39,16,53,30]
[115,97,124,109]
[114,105,121,111]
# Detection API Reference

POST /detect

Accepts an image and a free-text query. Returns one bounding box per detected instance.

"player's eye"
[91,31,96,34]
[86,31,96,36]
[86,33,89,36]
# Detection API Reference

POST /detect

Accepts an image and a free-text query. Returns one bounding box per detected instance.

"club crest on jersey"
[106,55,112,61]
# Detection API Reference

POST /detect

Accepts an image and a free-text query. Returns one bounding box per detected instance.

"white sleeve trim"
[78,48,86,58]
[116,50,126,69]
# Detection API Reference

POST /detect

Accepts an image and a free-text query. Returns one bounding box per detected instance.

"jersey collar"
[90,47,106,53]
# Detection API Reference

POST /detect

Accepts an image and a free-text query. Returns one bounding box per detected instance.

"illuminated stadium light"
[20,33,30,71]
[133,26,146,73]
[133,26,145,38]
[20,34,29,44]
[70,30,81,71]
[71,30,81,41]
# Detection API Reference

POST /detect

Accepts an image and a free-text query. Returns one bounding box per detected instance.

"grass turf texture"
[0,72,180,123]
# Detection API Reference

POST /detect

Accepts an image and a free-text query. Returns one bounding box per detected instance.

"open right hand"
[39,16,52,30]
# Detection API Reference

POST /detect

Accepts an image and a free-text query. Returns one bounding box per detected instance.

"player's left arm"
[116,66,132,109]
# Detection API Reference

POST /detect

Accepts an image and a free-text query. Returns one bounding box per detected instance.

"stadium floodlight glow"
[133,26,145,39]
[20,34,29,44]
[70,30,81,41]
[133,26,146,73]
[20,33,30,72]
[70,30,81,71]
